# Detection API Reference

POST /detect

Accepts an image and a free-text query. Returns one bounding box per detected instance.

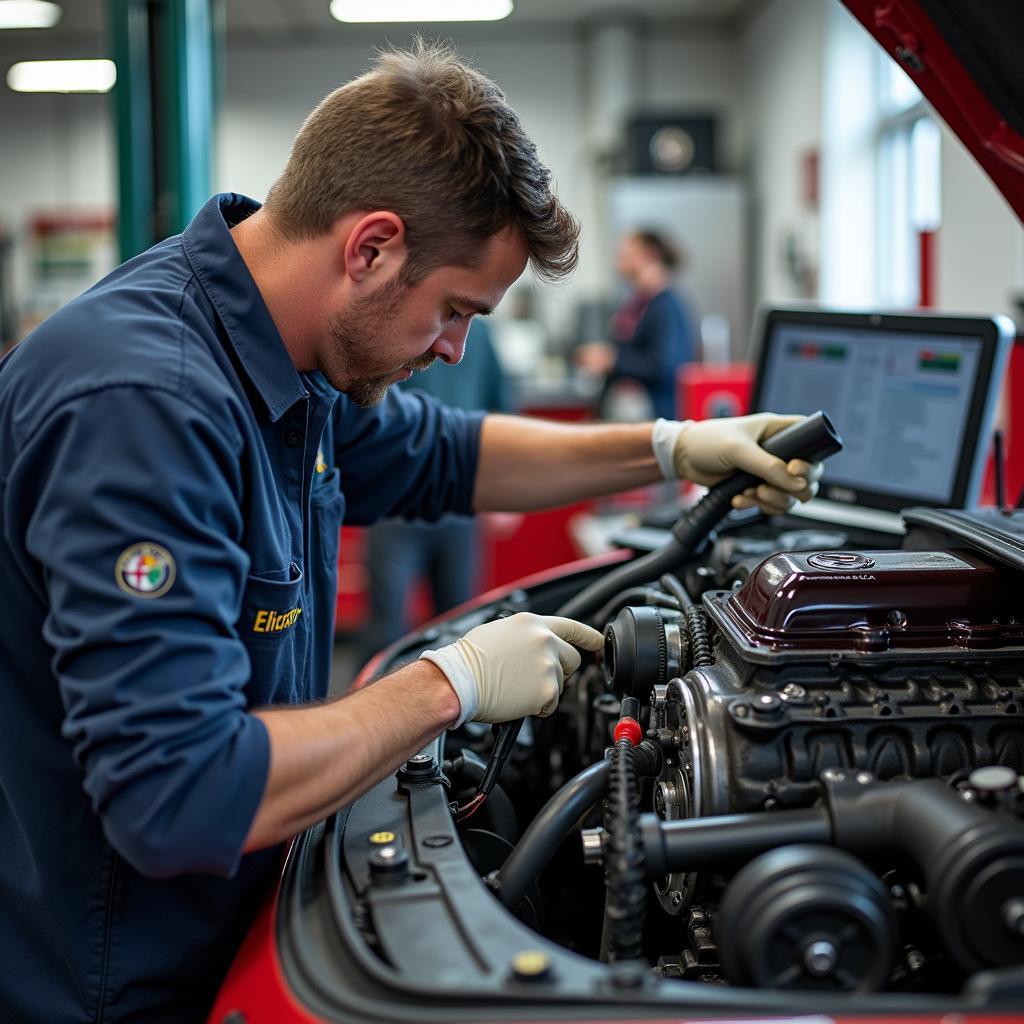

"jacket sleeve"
[332,386,484,525]
[12,385,268,879]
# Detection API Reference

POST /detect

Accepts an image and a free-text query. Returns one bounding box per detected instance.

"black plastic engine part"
[827,775,1024,973]
[639,774,1024,975]
[640,807,831,878]
[593,586,680,633]
[716,845,894,992]
[557,411,843,623]
[603,605,685,699]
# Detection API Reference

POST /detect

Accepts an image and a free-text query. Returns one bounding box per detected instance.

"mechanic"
[0,42,820,1023]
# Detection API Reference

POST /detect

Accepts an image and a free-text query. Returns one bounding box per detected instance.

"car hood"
[843,0,1024,222]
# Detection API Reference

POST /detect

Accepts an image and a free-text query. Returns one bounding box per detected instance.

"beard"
[324,280,437,408]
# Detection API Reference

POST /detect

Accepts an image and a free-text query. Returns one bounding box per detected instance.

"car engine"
[278,415,1024,1020]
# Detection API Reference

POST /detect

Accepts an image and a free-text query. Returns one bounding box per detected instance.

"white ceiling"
[8,0,751,41]
[226,0,748,31]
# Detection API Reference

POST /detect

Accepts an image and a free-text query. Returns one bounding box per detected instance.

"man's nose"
[430,320,470,365]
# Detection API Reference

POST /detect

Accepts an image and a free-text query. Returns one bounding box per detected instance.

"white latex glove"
[421,612,604,727]
[652,413,823,516]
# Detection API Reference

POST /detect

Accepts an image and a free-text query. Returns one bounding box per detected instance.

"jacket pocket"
[239,564,307,704]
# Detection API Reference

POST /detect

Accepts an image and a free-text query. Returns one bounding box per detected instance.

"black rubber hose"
[660,573,713,669]
[491,759,610,911]
[557,411,843,625]
[450,750,520,846]
[592,586,679,630]
[558,541,700,625]
[601,740,646,962]
[639,808,833,877]
[659,572,693,609]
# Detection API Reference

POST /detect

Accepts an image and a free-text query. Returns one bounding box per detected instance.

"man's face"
[322,227,528,406]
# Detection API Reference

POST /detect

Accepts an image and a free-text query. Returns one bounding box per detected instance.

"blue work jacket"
[608,288,693,420]
[0,194,482,1022]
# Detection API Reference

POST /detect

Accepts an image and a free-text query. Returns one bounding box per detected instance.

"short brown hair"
[264,40,579,284]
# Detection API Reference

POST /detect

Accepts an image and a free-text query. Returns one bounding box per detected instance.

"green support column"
[110,0,221,261]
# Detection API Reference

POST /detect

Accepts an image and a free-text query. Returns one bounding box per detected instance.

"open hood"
[843,0,1024,223]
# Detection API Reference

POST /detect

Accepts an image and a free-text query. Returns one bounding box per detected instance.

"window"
[875,55,941,307]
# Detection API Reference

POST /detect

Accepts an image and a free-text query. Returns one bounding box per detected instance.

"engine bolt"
[669,890,683,907]
[581,827,606,866]
[399,752,440,784]
[856,772,874,785]
[753,693,782,715]
[781,683,806,701]
[803,940,838,976]
[905,947,926,972]
[821,768,846,783]
[369,831,397,845]
[368,845,410,887]
[969,765,1019,794]
[1003,899,1024,936]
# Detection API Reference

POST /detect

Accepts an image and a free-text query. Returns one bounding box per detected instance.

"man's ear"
[338,212,407,284]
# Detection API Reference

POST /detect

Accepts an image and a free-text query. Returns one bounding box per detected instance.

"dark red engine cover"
[722,549,1024,653]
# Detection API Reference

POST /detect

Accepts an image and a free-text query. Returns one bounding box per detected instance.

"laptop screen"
[750,309,1013,512]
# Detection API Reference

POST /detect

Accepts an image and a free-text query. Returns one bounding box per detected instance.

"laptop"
[749,307,1015,535]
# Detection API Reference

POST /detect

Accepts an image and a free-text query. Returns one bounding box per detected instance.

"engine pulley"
[716,845,894,992]
[604,606,685,700]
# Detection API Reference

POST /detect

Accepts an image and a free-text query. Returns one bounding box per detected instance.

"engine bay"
[274,490,1024,1021]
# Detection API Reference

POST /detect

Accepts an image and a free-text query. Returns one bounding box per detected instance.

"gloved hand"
[421,612,604,727]
[652,413,823,516]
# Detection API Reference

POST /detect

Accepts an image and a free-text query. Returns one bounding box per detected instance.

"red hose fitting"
[613,717,643,747]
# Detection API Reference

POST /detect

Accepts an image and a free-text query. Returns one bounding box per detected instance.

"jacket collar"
[182,193,307,422]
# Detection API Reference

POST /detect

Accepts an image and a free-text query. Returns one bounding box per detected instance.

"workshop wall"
[739,0,825,320]
[938,127,1024,320]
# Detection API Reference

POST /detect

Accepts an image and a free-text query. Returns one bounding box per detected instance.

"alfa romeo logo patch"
[115,542,176,598]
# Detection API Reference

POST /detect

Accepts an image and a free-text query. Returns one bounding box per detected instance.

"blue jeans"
[360,515,480,662]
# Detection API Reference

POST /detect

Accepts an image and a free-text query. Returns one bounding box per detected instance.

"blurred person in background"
[577,228,695,420]
[359,317,509,663]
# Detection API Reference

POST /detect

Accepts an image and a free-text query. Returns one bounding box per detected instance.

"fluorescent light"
[7,58,116,93]
[330,0,512,23]
[0,1,62,29]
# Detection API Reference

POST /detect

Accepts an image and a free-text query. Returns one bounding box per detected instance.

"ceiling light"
[7,59,116,93]
[330,0,512,23]
[0,1,62,30]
